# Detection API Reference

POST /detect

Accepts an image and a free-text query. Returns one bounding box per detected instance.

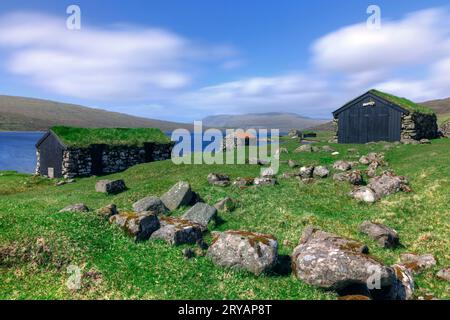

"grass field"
[0,135,449,300]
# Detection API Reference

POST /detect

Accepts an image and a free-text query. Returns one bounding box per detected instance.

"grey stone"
[400,253,437,273]
[298,166,314,178]
[390,264,415,300]
[288,160,299,168]
[233,177,254,187]
[368,171,409,198]
[132,196,168,215]
[182,202,218,231]
[214,197,237,212]
[359,221,400,248]
[294,144,313,153]
[96,204,118,218]
[59,203,89,213]
[254,177,277,186]
[333,160,352,171]
[419,138,431,144]
[207,173,231,186]
[321,145,336,153]
[313,166,329,178]
[150,216,203,245]
[347,170,364,185]
[95,179,126,194]
[261,167,275,177]
[207,230,278,275]
[109,212,160,242]
[349,186,378,203]
[437,268,450,281]
[160,181,193,211]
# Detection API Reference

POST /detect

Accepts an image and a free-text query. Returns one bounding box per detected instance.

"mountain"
[0,95,192,132]
[202,112,328,132]
[420,97,450,122]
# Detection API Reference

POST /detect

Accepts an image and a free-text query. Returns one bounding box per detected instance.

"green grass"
[370,89,436,115]
[1,137,449,300]
[50,126,170,148]
[438,114,450,126]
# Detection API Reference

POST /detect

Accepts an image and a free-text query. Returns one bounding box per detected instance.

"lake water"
[0,132,44,173]
[0,131,278,174]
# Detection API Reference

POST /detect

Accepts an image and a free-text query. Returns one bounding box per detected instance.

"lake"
[0,131,277,174]
[0,132,44,173]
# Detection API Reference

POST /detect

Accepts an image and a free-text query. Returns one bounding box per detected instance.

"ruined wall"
[401,113,438,141]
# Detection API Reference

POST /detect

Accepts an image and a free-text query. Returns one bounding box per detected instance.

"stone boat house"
[35,126,173,178]
[332,89,438,144]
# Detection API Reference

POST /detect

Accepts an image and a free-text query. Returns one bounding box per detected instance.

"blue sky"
[0,0,449,122]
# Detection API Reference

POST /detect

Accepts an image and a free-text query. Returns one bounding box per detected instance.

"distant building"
[332,89,438,144]
[35,126,173,178]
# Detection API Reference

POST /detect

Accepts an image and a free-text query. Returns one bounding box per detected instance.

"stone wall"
[401,113,438,141]
[331,119,338,143]
[61,143,173,179]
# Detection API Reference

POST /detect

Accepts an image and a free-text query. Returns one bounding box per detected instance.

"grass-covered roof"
[50,126,170,148]
[370,89,435,115]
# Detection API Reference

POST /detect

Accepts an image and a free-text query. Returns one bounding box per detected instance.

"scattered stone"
[313,166,329,178]
[132,196,168,215]
[95,179,126,194]
[419,138,431,144]
[359,156,370,165]
[367,161,379,177]
[347,170,364,186]
[390,264,415,300]
[109,212,160,242]
[349,186,378,203]
[437,268,450,281]
[254,177,277,186]
[214,197,237,212]
[400,253,437,273]
[359,221,400,248]
[59,203,89,213]
[321,145,336,153]
[182,248,196,259]
[160,181,194,211]
[368,171,409,198]
[288,160,299,168]
[233,177,254,187]
[207,230,278,275]
[298,166,314,179]
[401,139,420,145]
[150,216,203,245]
[207,173,231,187]
[55,181,66,186]
[294,144,313,153]
[331,151,340,156]
[291,226,396,294]
[312,146,320,152]
[333,172,348,182]
[182,202,218,231]
[367,152,385,165]
[96,204,118,218]
[333,160,352,171]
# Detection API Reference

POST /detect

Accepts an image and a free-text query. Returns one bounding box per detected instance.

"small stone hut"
[35,126,173,178]
[332,89,438,144]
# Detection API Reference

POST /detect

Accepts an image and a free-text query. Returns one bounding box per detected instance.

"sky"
[0,0,449,122]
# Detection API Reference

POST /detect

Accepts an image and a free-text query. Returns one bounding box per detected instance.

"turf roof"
[370,89,435,115]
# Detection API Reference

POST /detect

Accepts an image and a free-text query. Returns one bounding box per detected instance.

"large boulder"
[150,216,203,245]
[59,203,89,213]
[349,187,378,203]
[367,171,409,198]
[109,212,160,242]
[207,230,278,275]
[333,160,352,171]
[400,253,436,273]
[299,166,314,179]
[390,264,415,300]
[182,202,218,231]
[313,166,329,178]
[95,179,126,194]
[291,226,396,294]
[207,173,231,187]
[132,196,168,215]
[359,221,400,248]
[160,181,194,211]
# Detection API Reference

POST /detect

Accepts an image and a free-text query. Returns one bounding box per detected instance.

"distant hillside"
[202,112,328,132]
[0,95,192,132]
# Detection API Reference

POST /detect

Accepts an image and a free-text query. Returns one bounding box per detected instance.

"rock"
[333,172,348,182]
[279,147,289,154]
[312,146,320,152]
[95,179,126,194]
[367,171,409,198]
[55,181,66,186]
[132,196,168,215]
[359,156,370,165]
[109,212,160,242]
[214,197,237,212]
[182,202,218,231]
[350,187,378,203]
[419,138,431,144]
[313,166,329,178]
[390,264,415,300]
[196,238,209,251]
[182,248,196,259]
[59,203,89,213]
[254,177,277,186]
[96,204,118,218]
[207,230,278,275]
[207,173,231,187]
[150,216,203,245]
[367,161,379,177]
[280,172,297,179]
[331,151,340,156]
[261,167,275,177]
[400,253,437,273]
[437,268,450,281]
[292,226,396,294]
[288,160,299,168]
[294,144,313,153]
[333,160,352,171]
[359,221,400,248]
[160,181,194,211]
[299,166,314,178]
[401,139,420,145]
[288,129,301,138]
[321,145,336,153]
[347,170,364,186]
[233,177,254,187]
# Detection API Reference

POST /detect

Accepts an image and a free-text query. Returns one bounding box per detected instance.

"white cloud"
[0,12,237,101]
